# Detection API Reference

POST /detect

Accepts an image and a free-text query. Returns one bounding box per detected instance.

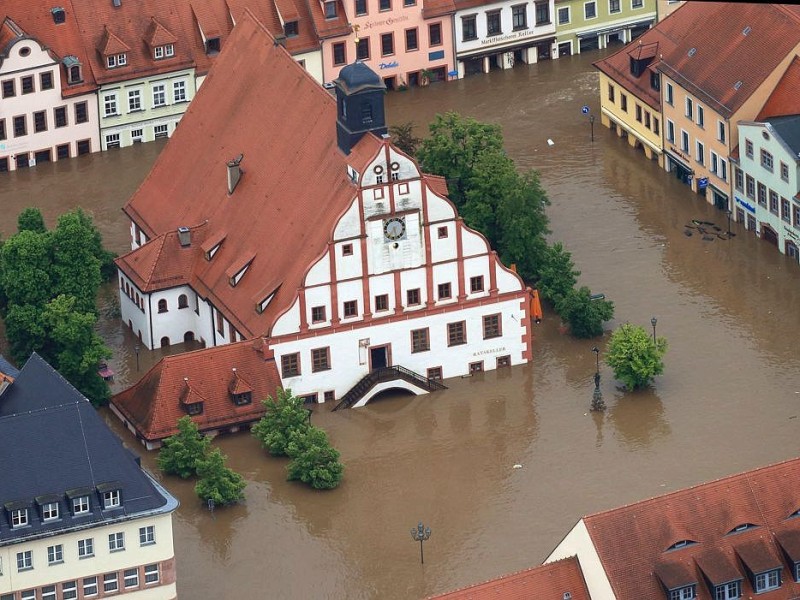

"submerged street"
[2,49,800,598]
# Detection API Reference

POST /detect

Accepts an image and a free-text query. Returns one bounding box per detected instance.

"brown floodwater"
[3,50,800,599]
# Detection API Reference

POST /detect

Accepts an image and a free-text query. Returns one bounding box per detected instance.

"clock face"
[383,217,406,241]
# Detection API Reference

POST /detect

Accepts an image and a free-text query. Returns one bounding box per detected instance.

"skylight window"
[667,539,697,551]
[728,523,756,534]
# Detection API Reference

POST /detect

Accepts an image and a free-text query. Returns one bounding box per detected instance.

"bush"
[606,323,667,390]
[251,388,310,456]
[195,448,246,505]
[556,286,615,339]
[286,427,344,490]
[157,416,211,478]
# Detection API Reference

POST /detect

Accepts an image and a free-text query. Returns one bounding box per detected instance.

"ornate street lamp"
[651,317,658,344]
[410,522,432,564]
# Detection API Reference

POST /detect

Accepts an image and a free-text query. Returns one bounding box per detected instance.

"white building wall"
[149,286,200,347]
[400,268,428,308]
[118,273,152,348]
[338,279,365,320]
[432,262,460,302]
[272,298,301,336]
[545,519,617,599]
[294,49,324,84]
[306,249,331,285]
[0,512,175,597]
[273,296,527,401]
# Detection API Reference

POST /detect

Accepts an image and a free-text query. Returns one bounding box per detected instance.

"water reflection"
[608,388,671,451]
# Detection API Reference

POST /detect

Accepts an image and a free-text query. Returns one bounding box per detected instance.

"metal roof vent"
[227,154,244,194]
[177,226,191,247]
[112,0,121,6]
[564,593,572,600]
[688,47,696,57]
[734,80,743,90]
[742,26,751,36]
[51,7,66,23]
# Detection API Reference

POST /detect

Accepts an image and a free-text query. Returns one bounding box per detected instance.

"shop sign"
[361,14,409,29]
[474,347,506,357]
[378,61,399,69]
[480,28,539,46]
[784,226,800,242]
[735,195,755,214]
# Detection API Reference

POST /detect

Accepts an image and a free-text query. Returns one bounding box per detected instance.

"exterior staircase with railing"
[333,365,447,411]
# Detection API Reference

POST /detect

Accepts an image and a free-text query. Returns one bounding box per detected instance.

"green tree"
[536,243,580,304]
[416,112,504,207]
[605,323,667,390]
[4,304,47,362]
[195,448,247,505]
[51,211,103,313]
[0,230,53,309]
[17,207,46,234]
[251,388,310,456]
[388,122,422,156]
[157,416,211,478]
[555,286,615,339]
[286,427,344,490]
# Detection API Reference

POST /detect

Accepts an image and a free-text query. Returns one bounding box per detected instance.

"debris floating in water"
[513,464,523,469]
[547,139,554,146]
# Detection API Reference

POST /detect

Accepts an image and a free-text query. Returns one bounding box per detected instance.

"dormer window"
[668,585,695,600]
[154,44,174,59]
[41,502,59,521]
[102,489,121,509]
[206,37,220,55]
[73,496,90,514]
[667,540,696,551]
[651,71,660,91]
[51,7,66,23]
[754,570,780,593]
[63,57,83,85]
[285,21,299,37]
[324,1,337,18]
[185,401,203,415]
[714,580,741,600]
[107,53,127,68]
[10,508,28,528]
[231,391,252,406]
[728,523,756,534]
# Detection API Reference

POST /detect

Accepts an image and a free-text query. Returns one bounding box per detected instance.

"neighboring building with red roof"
[546,457,800,599]
[112,339,282,449]
[428,557,591,599]
[114,9,534,424]
[0,1,100,172]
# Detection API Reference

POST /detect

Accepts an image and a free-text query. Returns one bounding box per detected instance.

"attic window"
[733,80,743,90]
[106,53,127,69]
[285,21,299,37]
[231,391,252,406]
[668,584,696,600]
[184,401,203,415]
[229,261,252,287]
[742,26,751,36]
[206,243,222,261]
[154,44,175,59]
[347,165,359,183]
[51,7,66,23]
[666,539,697,551]
[256,291,277,314]
[728,523,757,534]
[206,37,220,54]
[63,56,83,84]
[650,71,660,91]
[324,1,337,19]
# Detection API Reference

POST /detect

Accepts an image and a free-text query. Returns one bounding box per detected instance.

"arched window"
[178,294,188,309]
[160,336,170,347]
[184,331,195,343]
[158,299,168,313]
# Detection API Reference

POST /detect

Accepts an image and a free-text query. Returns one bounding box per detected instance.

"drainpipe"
[147,293,154,350]
[210,301,217,347]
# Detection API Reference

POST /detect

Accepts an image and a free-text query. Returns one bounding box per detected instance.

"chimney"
[227,154,244,194]
[112,0,121,6]
[177,226,191,247]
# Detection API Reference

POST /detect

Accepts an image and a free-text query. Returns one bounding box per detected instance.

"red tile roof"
[121,10,386,339]
[98,26,130,55]
[111,339,281,442]
[424,0,457,18]
[306,0,351,40]
[428,557,590,600]
[0,2,98,97]
[655,2,800,118]
[583,456,800,600]
[758,55,800,121]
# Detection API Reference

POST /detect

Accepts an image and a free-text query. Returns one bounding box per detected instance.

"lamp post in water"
[134,345,140,372]
[411,522,431,564]
[589,114,595,142]
[591,346,605,411]
[651,317,658,344]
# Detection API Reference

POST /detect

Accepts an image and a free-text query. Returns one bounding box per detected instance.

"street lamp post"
[589,114,595,142]
[590,346,605,411]
[727,209,732,237]
[410,522,432,564]
[651,317,657,344]
[134,345,140,372]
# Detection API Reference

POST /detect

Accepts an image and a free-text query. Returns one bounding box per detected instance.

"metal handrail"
[333,366,446,410]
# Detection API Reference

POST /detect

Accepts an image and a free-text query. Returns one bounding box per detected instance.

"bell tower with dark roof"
[333,61,387,155]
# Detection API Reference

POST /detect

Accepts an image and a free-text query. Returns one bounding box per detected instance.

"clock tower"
[334,61,387,155]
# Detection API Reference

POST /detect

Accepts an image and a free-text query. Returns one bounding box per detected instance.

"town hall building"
[113,9,536,435]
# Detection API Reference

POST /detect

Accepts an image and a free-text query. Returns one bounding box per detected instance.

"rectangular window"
[152,84,166,107]
[645,111,650,128]
[717,120,726,143]
[281,353,300,377]
[2,79,14,97]
[284,21,299,36]
[42,501,59,521]
[715,581,741,600]
[535,2,549,23]
[381,32,394,56]
[635,104,642,122]
[356,37,370,60]
[84,577,98,597]
[769,190,779,215]
[154,124,168,138]
[154,46,164,59]
[557,6,570,24]
[311,347,330,372]
[620,93,627,111]
[144,564,160,584]
[380,0,391,9]
[106,133,120,149]
[632,0,643,7]
[447,321,466,346]
[174,80,186,102]
[462,15,477,41]
[653,118,660,135]
[669,587,695,600]
[62,582,77,600]
[584,2,596,19]
[124,568,139,588]
[438,282,451,300]
[795,204,800,228]
[104,93,117,117]
[109,531,125,551]
[40,71,54,90]
[411,328,430,353]
[77,139,90,154]
[666,82,673,105]
[696,141,704,165]
[429,23,442,46]
[16,550,32,570]
[127,88,141,111]
[406,288,421,306]
[405,28,418,51]
[754,570,780,592]
[139,525,155,545]
[512,5,527,29]
[607,83,615,102]
[745,139,753,158]
[343,300,358,317]
[719,158,727,181]
[47,544,63,564]
[355,0,367,15]
[54,106,67,127]
[437,226,448,238]
[103,490,121,508]
[57,143,69,159]
[483,314,501,339]
[497,355,511,367]
[760,148,774,171]
[333,42,346,65]
[21,592,35,600]
[21,76,34,94]
[666,119,675,143]
[324,1,337,17]
[11,508,28,527]
[685,96,693,119]
[735,168,743,192]
[487,11,501,35]
[78,537,94,557]
[470,275,484,293]
[216,311,224,334]
[75,102,88,123]
[696,105,704,127]
[131,128,143,142]
[375,294,389,311]
[311,305,326,323]
[781,161,789,181]
[13,115,26,137]
[757,182,767,207]
[103,573,119,593]
[681,130,689,153]
[746,175,755,199]
[609,0,620,13]
[42,586,56,600]
[0,118,4,140]
[342,243,353,256]
[711,151,718,175]
[782,197,791,223]
[427,366,443,380]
